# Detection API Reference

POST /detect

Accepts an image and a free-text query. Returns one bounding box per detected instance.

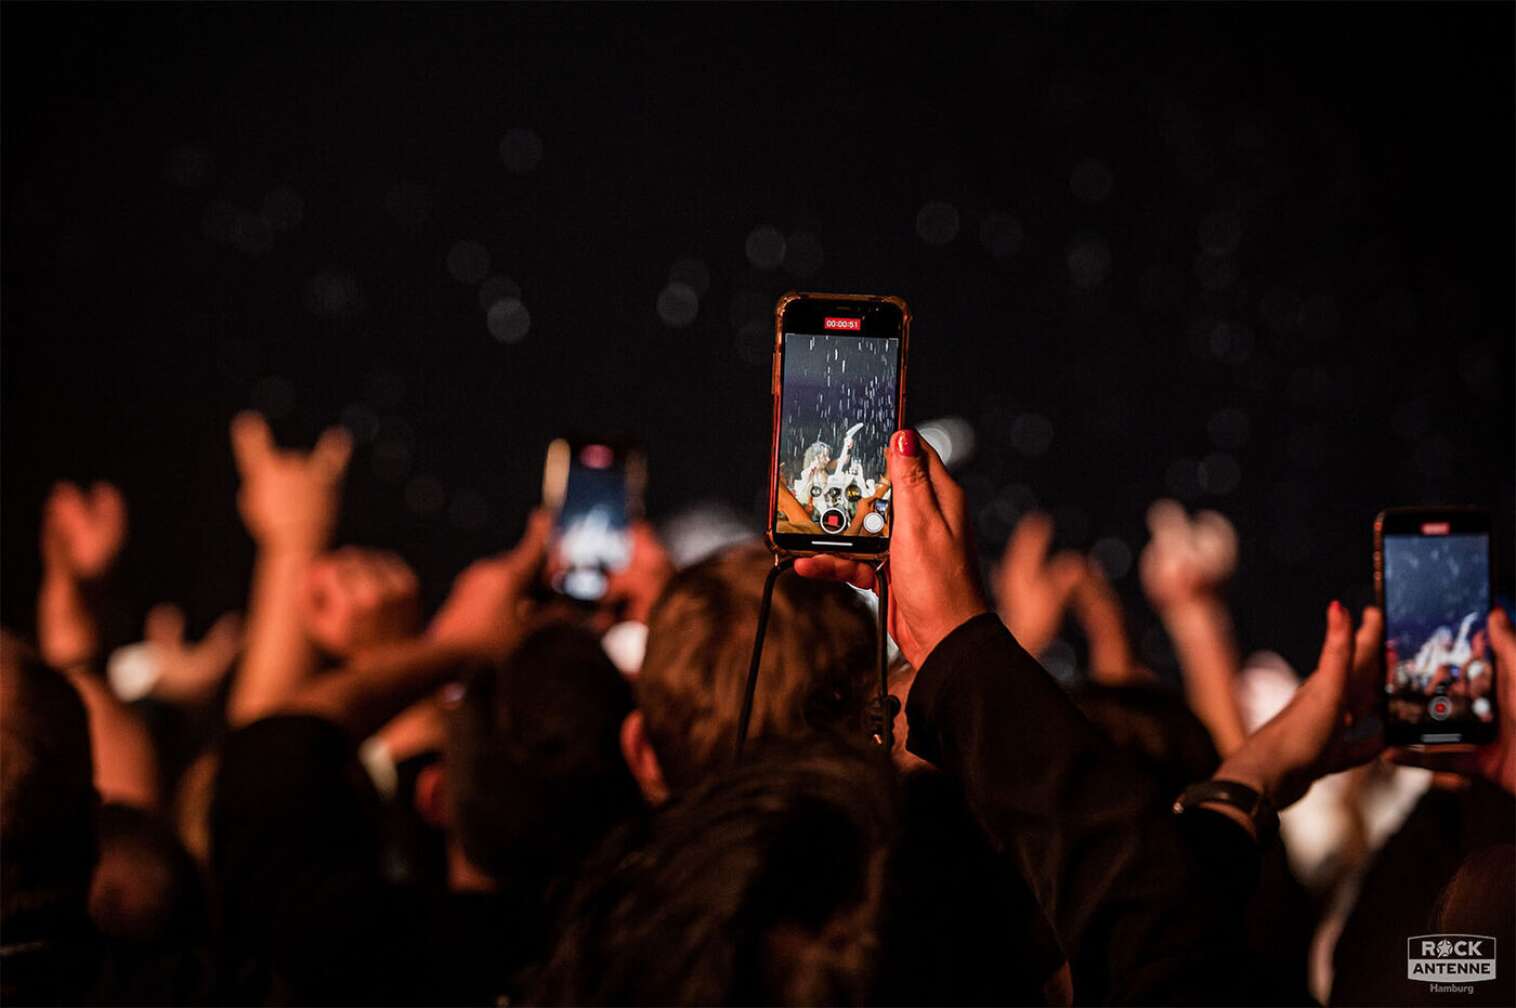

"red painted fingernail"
[895,430,918,457]
[1329,600,1343,616]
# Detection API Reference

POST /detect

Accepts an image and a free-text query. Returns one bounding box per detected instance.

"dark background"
[4,3,1512,679]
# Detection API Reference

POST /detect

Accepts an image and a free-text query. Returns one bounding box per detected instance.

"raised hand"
[428,510,552,662]
[1140,499,1247,755]
[137,604,243,702]
[230,411,351,552]
[1215,602,1384,811]
[303,548,421,656]
[995,512,1087,657]
[41,481,126,580]
[794,430,990,669]
[1139,499,1237,611]
[38,481,128,669]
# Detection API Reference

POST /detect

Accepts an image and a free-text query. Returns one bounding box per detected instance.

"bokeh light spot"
[656,282,699,328]
[745,226,786,270]
[915,201,960,245]
[499,128,544,174]
[447,241,492,284]
[487,297,531,343]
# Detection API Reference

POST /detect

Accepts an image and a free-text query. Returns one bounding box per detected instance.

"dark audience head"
[446,622,642,886]
[630,543,876,795]
[535,737,897,1006]
[91,803,206,945]
[0,632,97,936]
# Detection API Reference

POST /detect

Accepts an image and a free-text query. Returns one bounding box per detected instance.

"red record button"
[820,508,848,533]
[1428,696,1452,721]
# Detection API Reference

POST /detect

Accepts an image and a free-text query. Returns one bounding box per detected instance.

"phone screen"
[1383,529,1495,741]
[773,324,902,551]
[553,443,634,602]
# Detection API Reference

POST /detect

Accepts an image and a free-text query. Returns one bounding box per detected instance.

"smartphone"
[541,438,646,602]
[768,292,910,557]
[1375,507,1497,746]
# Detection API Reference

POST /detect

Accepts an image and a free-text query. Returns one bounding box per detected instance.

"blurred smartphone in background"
[541,438,646,603]
[1375,507,1497,746]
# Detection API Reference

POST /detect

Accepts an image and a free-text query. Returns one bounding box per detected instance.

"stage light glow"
[1040,638,1076,682]
[487,297,530,343]
[917,416,976,469]
[499,128,543,174]
[915,201,960,245]
[478,275,522,312]
[1067,235,1111,288]
[744,226,785,270]
[656,282,699,328]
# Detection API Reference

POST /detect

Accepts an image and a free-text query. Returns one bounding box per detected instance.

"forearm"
[38,569,98,671]
[1161,597,1249,757]
[65,668,160,809]
[906,614,1253,1002]
[279,637,472,740]
[229,546,320,725]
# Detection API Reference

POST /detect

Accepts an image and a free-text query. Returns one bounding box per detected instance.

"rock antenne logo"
[1406,934,1497,983]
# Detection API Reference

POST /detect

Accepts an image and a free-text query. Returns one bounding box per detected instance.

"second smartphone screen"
[776,331,900,538]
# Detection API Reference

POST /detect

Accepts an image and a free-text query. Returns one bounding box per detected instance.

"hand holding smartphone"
[541,438,646,603]
[767,292,910,558]
[1376,507,1497,746]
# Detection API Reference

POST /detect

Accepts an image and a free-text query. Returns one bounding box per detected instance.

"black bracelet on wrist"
[1172,779,1280,843]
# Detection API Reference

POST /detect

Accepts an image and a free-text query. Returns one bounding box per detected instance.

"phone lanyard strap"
[734,555,896,762]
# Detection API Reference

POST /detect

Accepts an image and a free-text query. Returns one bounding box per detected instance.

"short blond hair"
[636,544,875,789]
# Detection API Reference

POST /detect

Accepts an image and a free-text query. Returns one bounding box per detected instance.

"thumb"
[231,411,273,476]
[1048,551,1089,601]
[1488,608,1516,707]
[885,429,937,521]
[1312,600,1354,698]
[310,426,353,482]
[504,509,553,583]
[145,604,187,648]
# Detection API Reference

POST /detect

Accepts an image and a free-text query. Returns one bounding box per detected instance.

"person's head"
[535,737,897,1006]
[536,737,1061,1007]
[804,442,831,470]
[90,803,206,945]
[624,543,875,799]
[0,632,97,936]
[439,623,641,888]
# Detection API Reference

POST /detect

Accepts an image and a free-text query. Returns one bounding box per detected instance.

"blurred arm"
[225,412,351,725]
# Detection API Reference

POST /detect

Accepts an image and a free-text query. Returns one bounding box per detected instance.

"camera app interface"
[775,330,900,539]
[1384,532,1494,729]
[555,445,632,601]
